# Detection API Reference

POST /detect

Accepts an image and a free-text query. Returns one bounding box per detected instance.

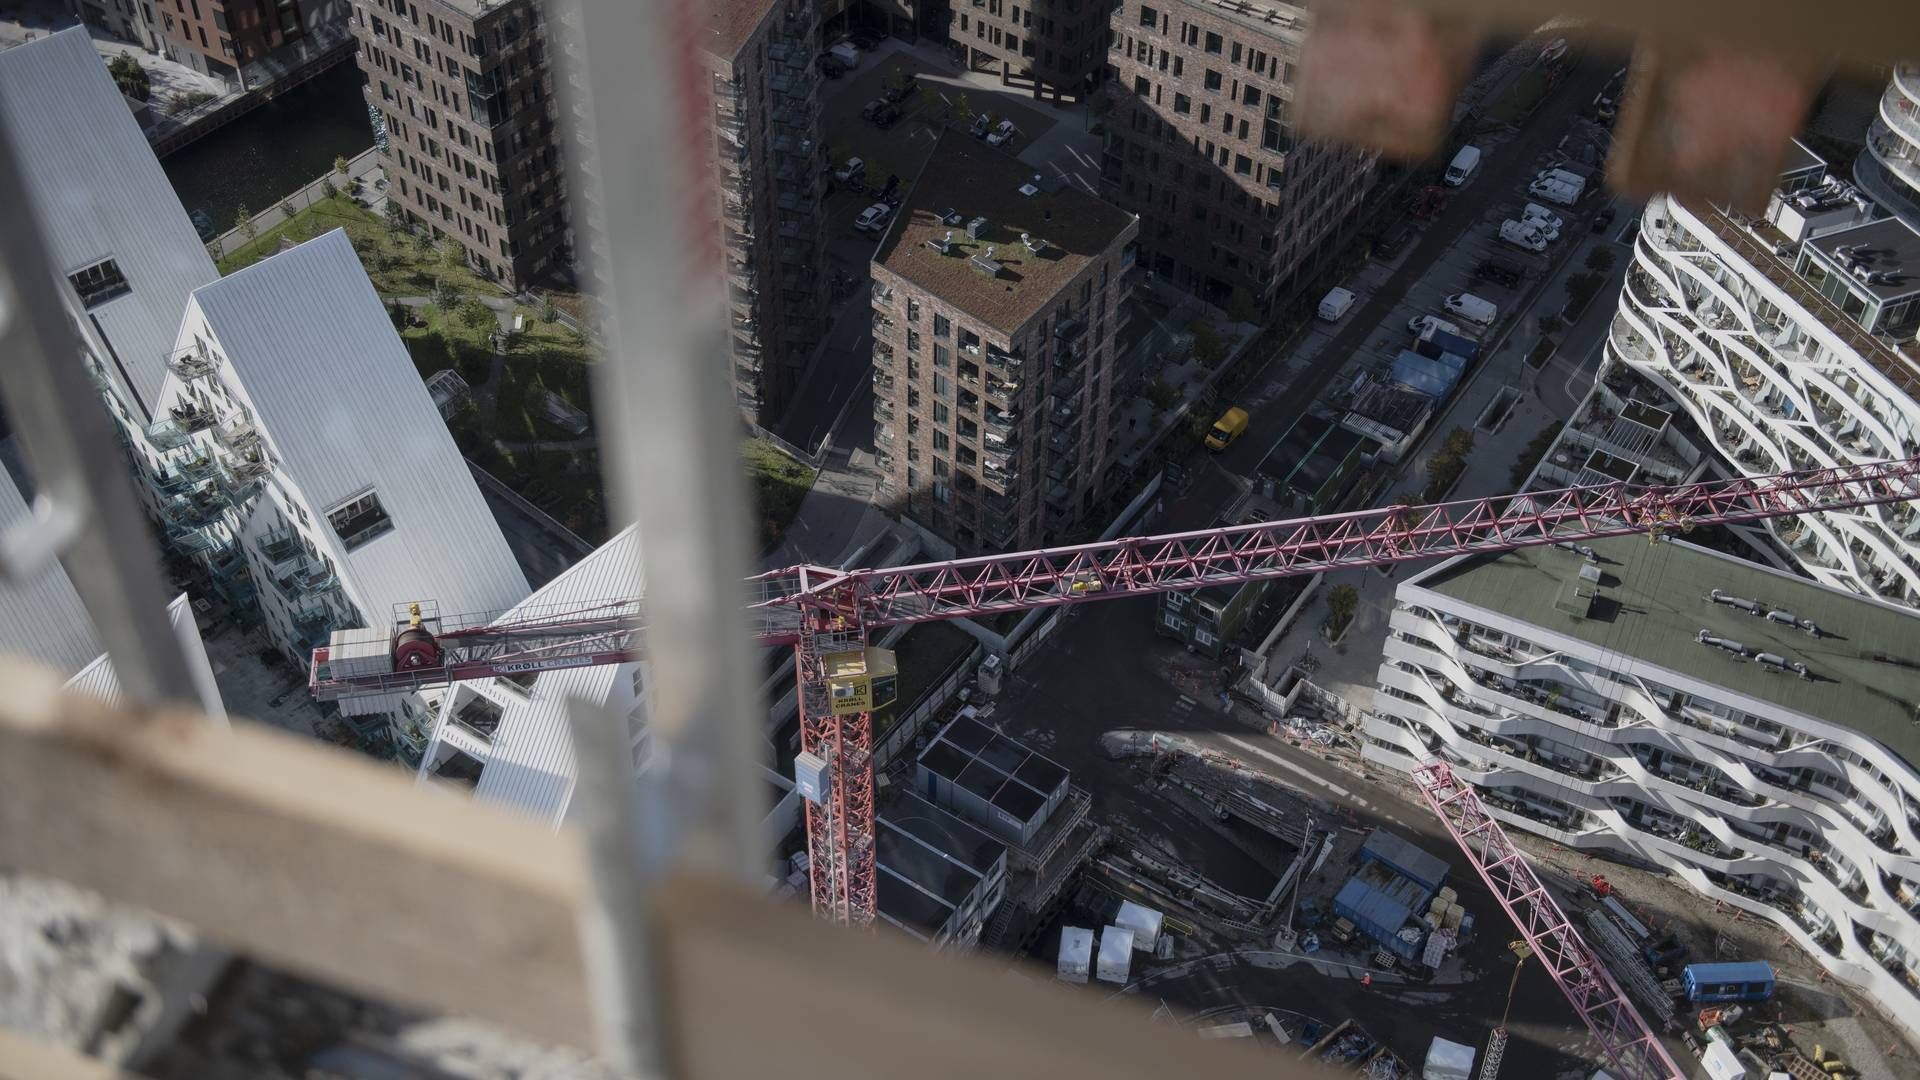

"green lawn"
[743,438,816,549]
[216,193,499,299]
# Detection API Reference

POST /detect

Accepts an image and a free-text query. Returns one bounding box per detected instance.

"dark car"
[1591,205,1618,233]
[1472,258,1523,288]
[870,103,903,129]
[1372,220,1414,258]
[970,113,992,138]
[817,54,846,79]
[883,77,919,104]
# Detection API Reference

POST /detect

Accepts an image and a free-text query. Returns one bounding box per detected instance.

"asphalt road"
[982,54,1639,1074]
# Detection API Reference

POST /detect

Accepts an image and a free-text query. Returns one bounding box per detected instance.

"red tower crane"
[312,457,1920,1080]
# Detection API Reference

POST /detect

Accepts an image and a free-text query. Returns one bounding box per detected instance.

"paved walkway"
[0,5,225,100]
[205,148,385,257]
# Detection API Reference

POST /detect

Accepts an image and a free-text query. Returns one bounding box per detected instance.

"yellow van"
[1204,407,1249,452]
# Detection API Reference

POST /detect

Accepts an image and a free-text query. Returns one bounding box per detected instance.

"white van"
[1522,202,1565,233]
[1444,145,1481,186]
[1529,177,1580,207]
[1318,287,1355,321]
[1536,167,1587,196]
[1498,220,1548,252]
[1443,292,1498,325]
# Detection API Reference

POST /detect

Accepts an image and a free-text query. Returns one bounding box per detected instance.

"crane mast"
[308,457,1918,1073]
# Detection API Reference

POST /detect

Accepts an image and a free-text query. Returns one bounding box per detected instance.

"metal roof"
[0,28,219,414]
[1413,536,1920,765]
[918,714,1070,826]
[419,525,644,826]
[1359,829,1449,893]
[187,229,530,649]
[0,456,102,676]
[62,594,229,726]
[876,791,1006,942]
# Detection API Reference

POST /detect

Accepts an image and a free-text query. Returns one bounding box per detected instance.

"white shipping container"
[1097,925,1136,984]
[1114,900,1164,950]
[1057,926,1094,983]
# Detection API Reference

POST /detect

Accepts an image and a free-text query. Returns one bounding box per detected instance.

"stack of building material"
[1057,926,1093,983]
[1113,900,1163,951]
[1096,925,1135,984]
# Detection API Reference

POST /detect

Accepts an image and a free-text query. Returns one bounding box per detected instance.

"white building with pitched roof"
[158,229,530,754]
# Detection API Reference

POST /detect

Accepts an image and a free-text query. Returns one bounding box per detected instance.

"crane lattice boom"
[311,456,1920,701]
[305,455,1917,1056]
[1414,763,1684,1080]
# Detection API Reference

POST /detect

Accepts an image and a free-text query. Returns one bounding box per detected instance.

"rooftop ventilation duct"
[1764,609,1820,635]
[1708,590,1765,615]
[1555,541,1599,562]
[1753,652,1812,679]
[1696,630,1750,657]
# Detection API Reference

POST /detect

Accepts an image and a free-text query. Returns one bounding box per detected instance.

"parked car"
[1443,292,1498,325]
[1373,220,1414,258]
[832,157,866,184]
[854,203,893,233]
[970,113,993,138]
[1409,314,1462,338]
[1472,258,1523,288]
[1591,205,1618,233]
[870,103,903,129]
[1521,202,1564,234]
[1498,219,1549,253]
[861,98,887,120]
[817,54,847,79]
[828,41,860,69]
[986,120,1018,147]
[883,76,918,104]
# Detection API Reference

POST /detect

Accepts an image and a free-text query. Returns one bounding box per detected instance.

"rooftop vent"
[970,251,1004,278]
[1695,630,1749,658]
[1018,182,1040,197]
[967,216,990,240]
[1021,232,1048,254]
[1764,609,1820,635]
[926,230,955,255]
[1578,564,1602,583]
[1753,652,1813,679]
[1555,541,1599,562]
[1707,589,1765,615]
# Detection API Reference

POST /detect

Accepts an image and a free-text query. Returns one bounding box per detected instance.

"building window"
[1137,5,1156,27]
[1173,93,1190,115]
[1204,69,1222,91]
[1235,154,1252,175]
[1134,75,1150,97]
[1204,31,1222,54]
[934,431,950,451]
[934,344,951,368]
[326,490,395,550]
[933,313,951,338]
[67,258,130,308]
[933,373,951,397]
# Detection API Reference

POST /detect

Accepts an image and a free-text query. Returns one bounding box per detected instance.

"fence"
[204,147,384,259]
[876,643,985,769]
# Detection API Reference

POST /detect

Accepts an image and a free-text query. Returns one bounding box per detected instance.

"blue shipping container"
[1683,961,1775,1003]
[1333,862,1432,961]
[1359,829,1450,893]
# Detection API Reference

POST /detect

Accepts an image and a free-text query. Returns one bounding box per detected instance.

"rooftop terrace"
[874,131,1136,335]
[1417,536,1920,765]
[1805,214,1920,304]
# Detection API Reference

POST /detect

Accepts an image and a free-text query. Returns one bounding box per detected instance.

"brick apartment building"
[943,0,1112,96]
[1101,0,1376,311]
[871,132,1138,552]
[153,0,311,82]
[350,0,568,290]
[710,0,829,422]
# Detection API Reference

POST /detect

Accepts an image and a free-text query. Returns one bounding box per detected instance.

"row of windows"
[1131,7,1296,84]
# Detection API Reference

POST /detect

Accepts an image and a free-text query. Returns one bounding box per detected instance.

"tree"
[1584,246,1615,274]
[234,203,256,239]
[384,200,408,233]
[432,278,462,310]
[538,295,559,323]
[1327,584,1359,629]
[438,239,465,270]
[1442,426,1475,459]
[1227,287,1259,324]
[1190,318,1225,368]
[1537,313,1564,336]
[334,155,350,176]
[278,199,295,221]
[455,297,496,333]
[107,52,150,101]
[320,177,337,199]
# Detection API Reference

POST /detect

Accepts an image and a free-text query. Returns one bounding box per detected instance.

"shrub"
[1327,584,1359,625]
[1145,377,1180,412]
[320,177,337,198]
[438,239,465,270]
[538,296,559,323]
[1442,427,1475,459]
[169,89,214,112]
[107,52,150,101]
[334,155,350,176]
[384,201,408,231]
[432,278,461,310]
[234,203,255,239]
[455,297,496,333]
[1190,319,1225,367]
[1537,314,1564,336]
[1584,246,1615,274]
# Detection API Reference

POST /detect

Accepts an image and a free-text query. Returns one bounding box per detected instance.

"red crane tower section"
[310,457,1917,1073]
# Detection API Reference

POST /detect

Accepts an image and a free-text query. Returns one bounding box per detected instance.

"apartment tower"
[944,0,1113,98]
[871,132,1138,552]
[1607,143,1920,606]
[710,0,830,422]
[1100,0,1375,312]
[1366,537,1920,1032]
[1859,64,1920,226]
[350,0,568,289]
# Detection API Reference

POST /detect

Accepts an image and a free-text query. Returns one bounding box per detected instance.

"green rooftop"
[1416,536,1920,765]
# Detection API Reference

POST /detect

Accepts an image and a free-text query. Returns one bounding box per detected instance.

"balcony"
[292,608,334,651]
[985,346,1021,375]
[169,401,215,433]
[258,527,303,569]
[984,376,1018,408]
[984,408,1017,432]
[211,415,260,451]
[145,418,191,451]
[452,693,505,742]
[166,346,217,380]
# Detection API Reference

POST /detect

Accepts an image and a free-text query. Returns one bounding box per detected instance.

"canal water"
[162,61,374,235]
